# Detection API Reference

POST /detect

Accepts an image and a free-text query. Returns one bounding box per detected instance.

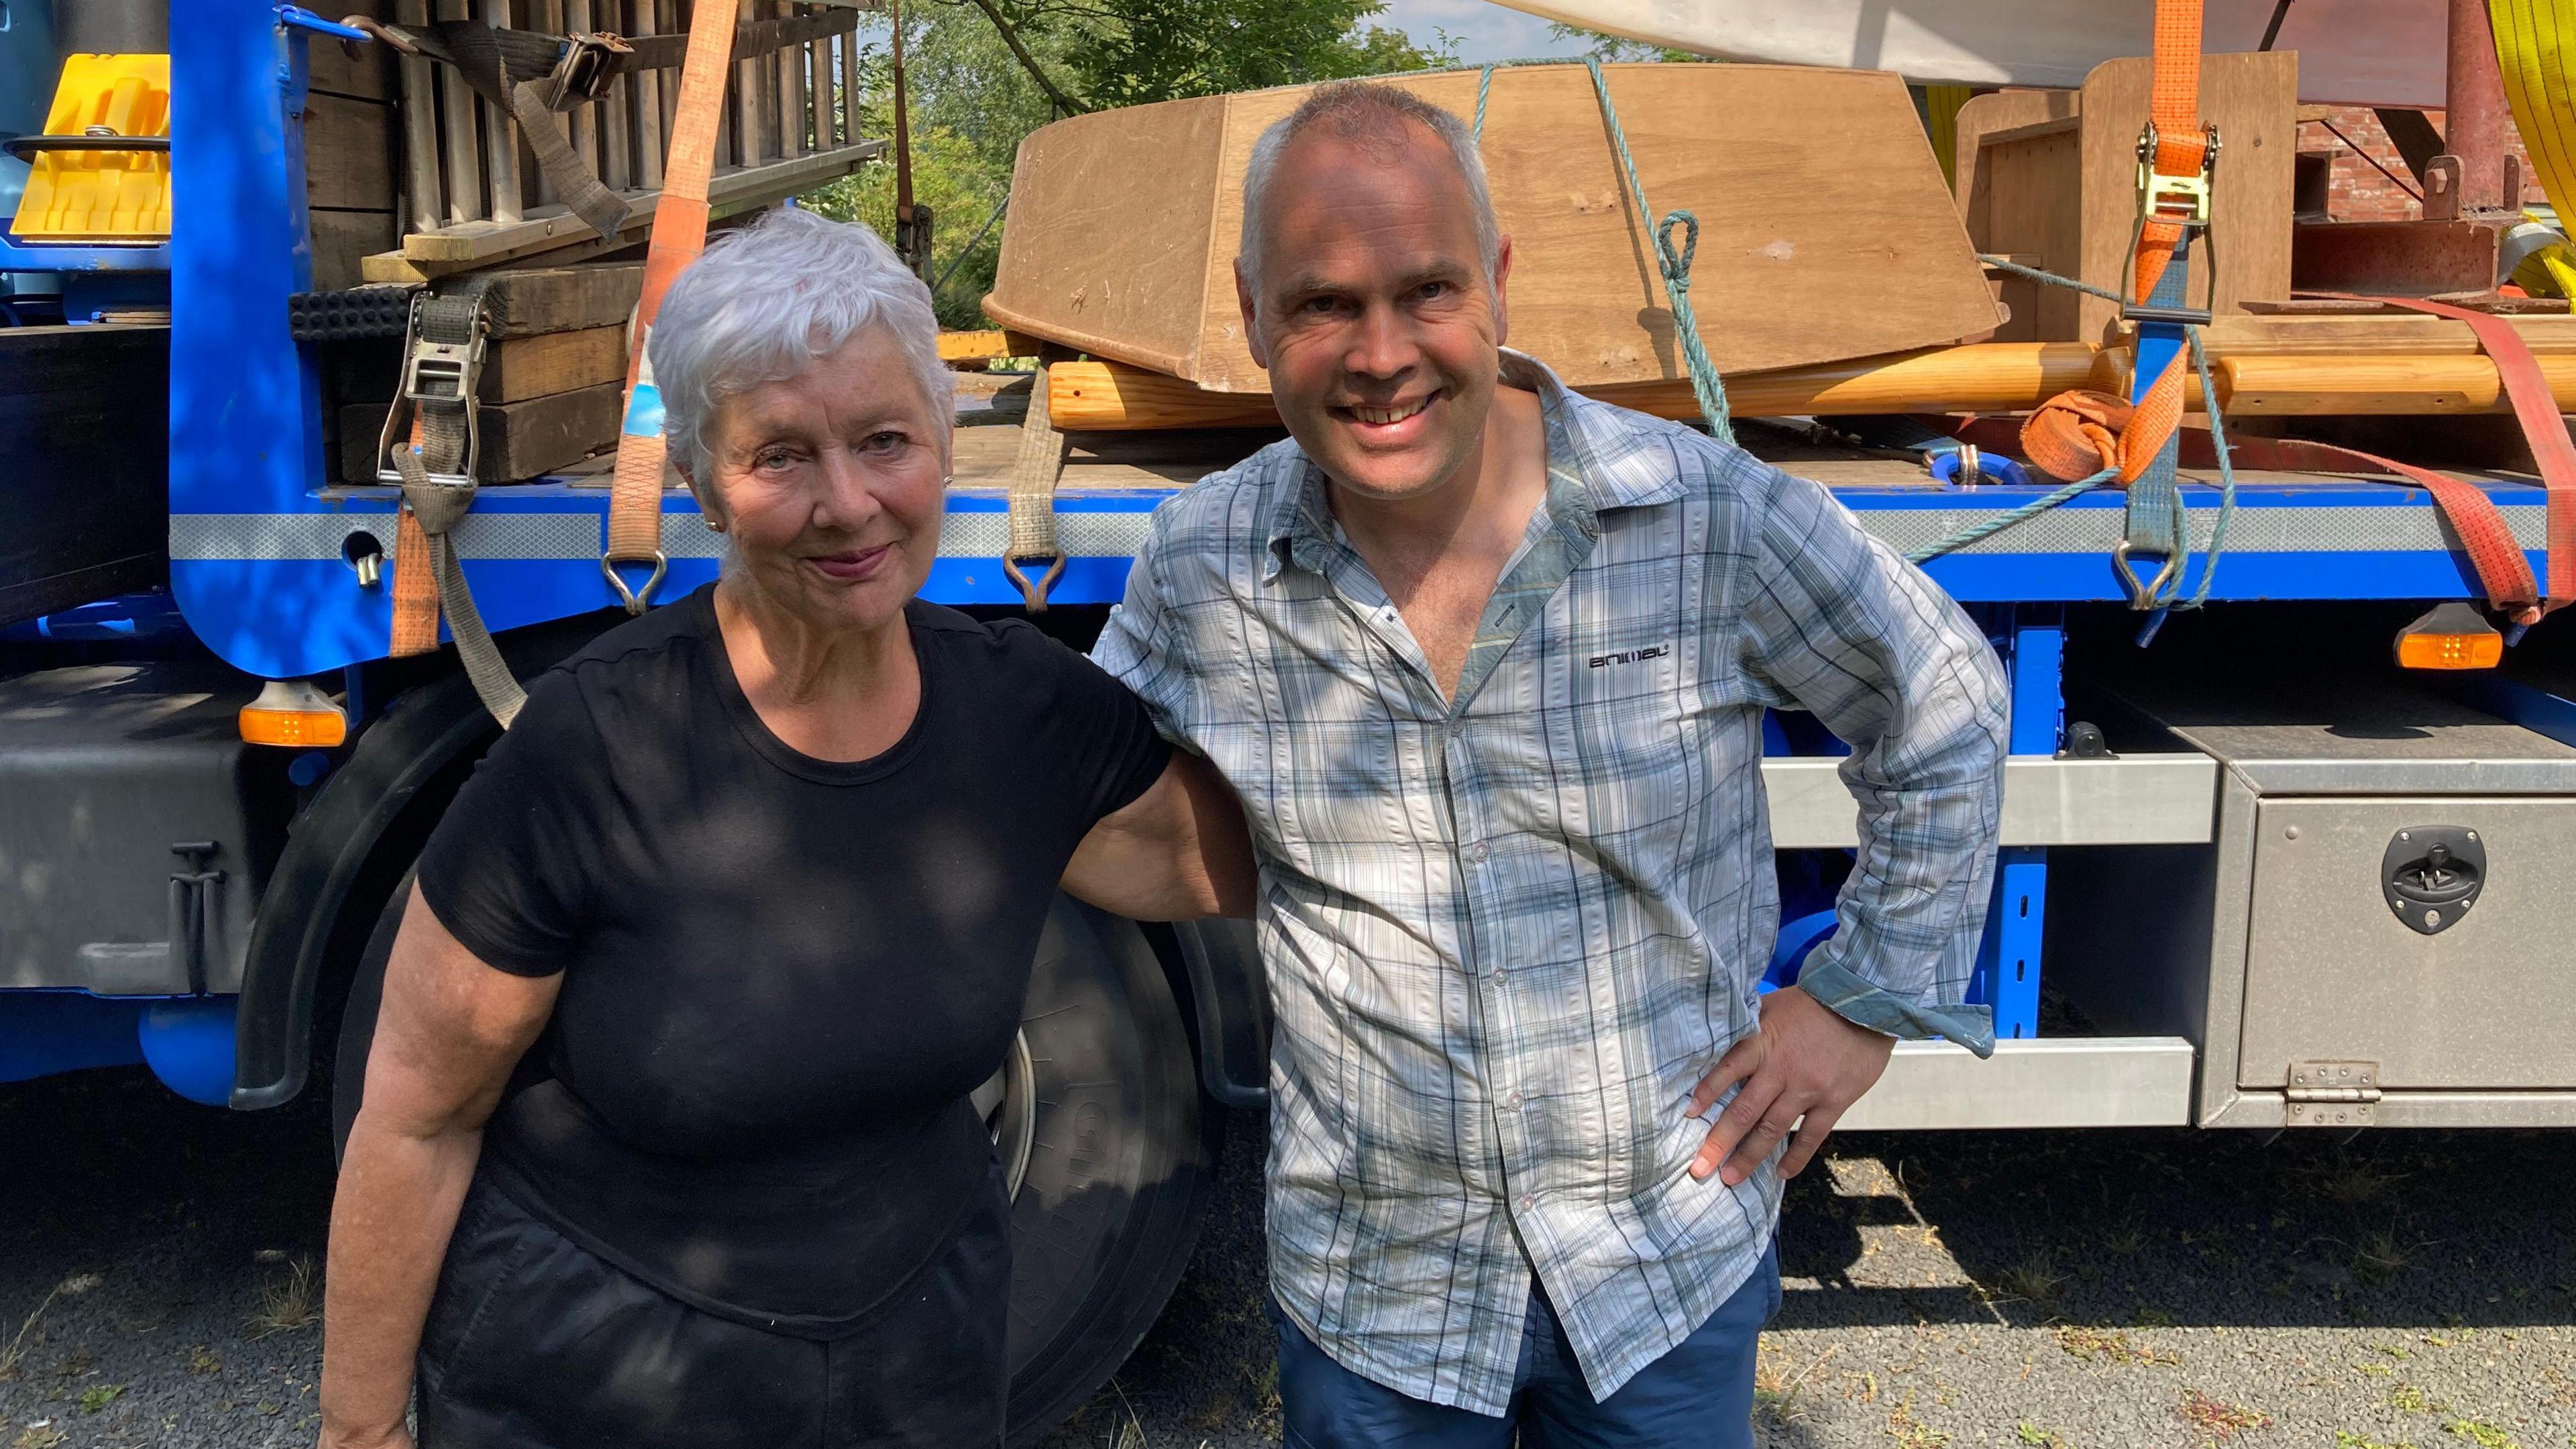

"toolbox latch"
[2284,1059,2381,1127]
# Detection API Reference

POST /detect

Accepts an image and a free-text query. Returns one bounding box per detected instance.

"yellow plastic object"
[2493,1,2576,237]
[9,53,170,244]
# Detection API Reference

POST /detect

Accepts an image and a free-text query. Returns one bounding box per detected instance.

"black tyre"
[329,879,1220,1446]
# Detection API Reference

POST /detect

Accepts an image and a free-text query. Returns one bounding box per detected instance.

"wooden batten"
[986,62,2009,396]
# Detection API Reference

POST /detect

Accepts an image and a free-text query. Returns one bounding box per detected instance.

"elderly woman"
[315,208,1252,1449]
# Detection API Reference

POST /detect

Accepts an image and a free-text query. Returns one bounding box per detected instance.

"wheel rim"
[972,1031,1037,1197]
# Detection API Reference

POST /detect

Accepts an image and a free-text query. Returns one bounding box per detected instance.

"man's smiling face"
[1236,117,1509,505]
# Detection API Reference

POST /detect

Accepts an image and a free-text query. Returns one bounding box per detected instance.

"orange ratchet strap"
[601,0,743,613]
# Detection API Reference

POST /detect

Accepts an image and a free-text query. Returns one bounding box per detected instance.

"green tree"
[1064,0,1447,109]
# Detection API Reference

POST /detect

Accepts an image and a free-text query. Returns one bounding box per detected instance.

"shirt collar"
[1262,348,1688,581]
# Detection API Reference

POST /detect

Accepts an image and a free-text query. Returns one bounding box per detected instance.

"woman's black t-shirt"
[415,584,1170,1332]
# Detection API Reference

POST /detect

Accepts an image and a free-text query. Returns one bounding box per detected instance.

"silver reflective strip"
[169,501,2547,563]
[170,513,602,561]
[1857,503,2546,556]
[935,510,1154,559]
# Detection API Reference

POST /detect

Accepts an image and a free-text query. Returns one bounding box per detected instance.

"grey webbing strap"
[2119,235,2194,610]
[506,75,631,240]
[398,282,528,729]
[1004,365,1069,611]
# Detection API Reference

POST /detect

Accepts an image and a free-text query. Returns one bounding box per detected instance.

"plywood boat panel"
[987,62,2007,395]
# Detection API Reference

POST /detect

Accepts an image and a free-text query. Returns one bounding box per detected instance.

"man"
[1094,80,2006,1446]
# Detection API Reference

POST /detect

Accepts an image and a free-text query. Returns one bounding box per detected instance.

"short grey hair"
[648,205,954,500]
[1238,80,1502,311]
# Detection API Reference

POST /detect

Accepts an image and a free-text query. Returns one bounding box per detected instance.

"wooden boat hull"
[985,62,2005,394]
[1496,0,2447,107]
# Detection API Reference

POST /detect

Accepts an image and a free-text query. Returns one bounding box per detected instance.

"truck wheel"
[329,877,1220,1447]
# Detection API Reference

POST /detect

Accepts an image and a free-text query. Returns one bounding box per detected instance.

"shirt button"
[1464,841,1491,863]
[1505,1090,1524,1108]
[1517,1194,1536,1212]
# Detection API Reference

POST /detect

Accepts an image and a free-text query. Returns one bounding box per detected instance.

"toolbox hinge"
[2284,1059,2381,1126]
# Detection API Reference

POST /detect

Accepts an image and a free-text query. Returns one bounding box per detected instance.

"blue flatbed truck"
[9,3,2576,1439]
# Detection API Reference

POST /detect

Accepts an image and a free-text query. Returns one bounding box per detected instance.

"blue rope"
[1583,58,1734,445]
[1474,64,1492,141]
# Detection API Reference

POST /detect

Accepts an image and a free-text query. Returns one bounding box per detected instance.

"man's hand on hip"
[1686,985,1895,1187]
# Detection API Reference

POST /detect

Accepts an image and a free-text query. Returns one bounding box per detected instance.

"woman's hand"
[1062,751,1257,920]
[319,882,560,1445]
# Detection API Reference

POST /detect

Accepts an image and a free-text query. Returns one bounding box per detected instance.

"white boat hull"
[1499,0,2448,107]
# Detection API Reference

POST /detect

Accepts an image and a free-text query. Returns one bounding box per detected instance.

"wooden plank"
[525,0,561,205]
[435,0,485,223]
[311,0,396,99]
[939,329,1010,364]
[564,0,597,195]
[340,381,626,483]
[480,0,525,223]
[633,0,666,188]
[837,5,858,147]
[1953,87,2075,221]
[311,209,400,292]
[1978,124,2084,341]
[2074,52,2296,343]
[394,0,444,233]
[808,17,833,150]
[733,0,761,166]
[478,263,645,337]
[778,4,806,156]
[2197,313,2576,356]
[601,5,634,191]
[390,140,882,268]
[306,93,400,213]
[482,323,631,400]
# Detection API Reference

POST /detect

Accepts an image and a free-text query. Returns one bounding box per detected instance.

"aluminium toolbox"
[2049,675,2576,1129]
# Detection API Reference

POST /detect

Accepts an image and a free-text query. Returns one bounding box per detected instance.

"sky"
[1374,0,1597,64]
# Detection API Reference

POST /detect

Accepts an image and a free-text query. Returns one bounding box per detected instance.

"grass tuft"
[246,1254,321,1339]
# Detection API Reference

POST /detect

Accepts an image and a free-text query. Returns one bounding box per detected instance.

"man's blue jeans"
[1273,1243,1782,1448]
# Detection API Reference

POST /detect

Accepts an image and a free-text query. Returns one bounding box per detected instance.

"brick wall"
[2301,107,2544,221]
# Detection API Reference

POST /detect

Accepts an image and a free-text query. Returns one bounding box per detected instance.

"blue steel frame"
[151,7,2557,1054]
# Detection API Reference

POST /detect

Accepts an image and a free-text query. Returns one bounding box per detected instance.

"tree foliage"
[801,0,1448,327]
[1544,21,1709,64]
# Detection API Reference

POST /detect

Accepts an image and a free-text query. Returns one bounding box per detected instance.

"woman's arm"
[1061,751,1256,921]
[319,883,559,1449]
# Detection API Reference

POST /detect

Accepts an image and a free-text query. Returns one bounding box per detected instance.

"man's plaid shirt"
[1093,351,2007,1413]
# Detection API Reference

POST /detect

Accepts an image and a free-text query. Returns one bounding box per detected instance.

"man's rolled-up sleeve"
[1734,462,2009,1057]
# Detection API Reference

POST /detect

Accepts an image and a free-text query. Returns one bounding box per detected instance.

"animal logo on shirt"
[1587,643,1671,669]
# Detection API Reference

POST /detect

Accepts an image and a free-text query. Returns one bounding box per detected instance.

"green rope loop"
[1584,58,1733,445]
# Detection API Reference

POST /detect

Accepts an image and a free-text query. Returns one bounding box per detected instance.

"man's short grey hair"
[649,205,954,502]
[1238,80,1501,310]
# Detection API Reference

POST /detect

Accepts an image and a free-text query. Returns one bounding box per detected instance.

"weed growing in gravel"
[184,1344,220,1376]
[2391,1384,2449,1415]
[2442,1418,2517,1449]
[13,1421,67,1449]
[2178,1388,2271,1444]
[2055,1325,2178,1366]
[2015,1422,2070,1446]
[2294,1149,2410,1205]
[74,1385,120,1415]
[1991,1249,2065,1310]
[1884,1394,1948,1448]
[2351,1228,2433,1285]
[0,1275,99,1382]
[2334,1432,2415,1449]
[248,1254,321,1338]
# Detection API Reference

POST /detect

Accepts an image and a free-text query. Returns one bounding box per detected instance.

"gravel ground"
[8,1068,2573,1449]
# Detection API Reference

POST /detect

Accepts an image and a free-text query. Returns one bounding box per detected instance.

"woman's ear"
[678,462,726,533]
